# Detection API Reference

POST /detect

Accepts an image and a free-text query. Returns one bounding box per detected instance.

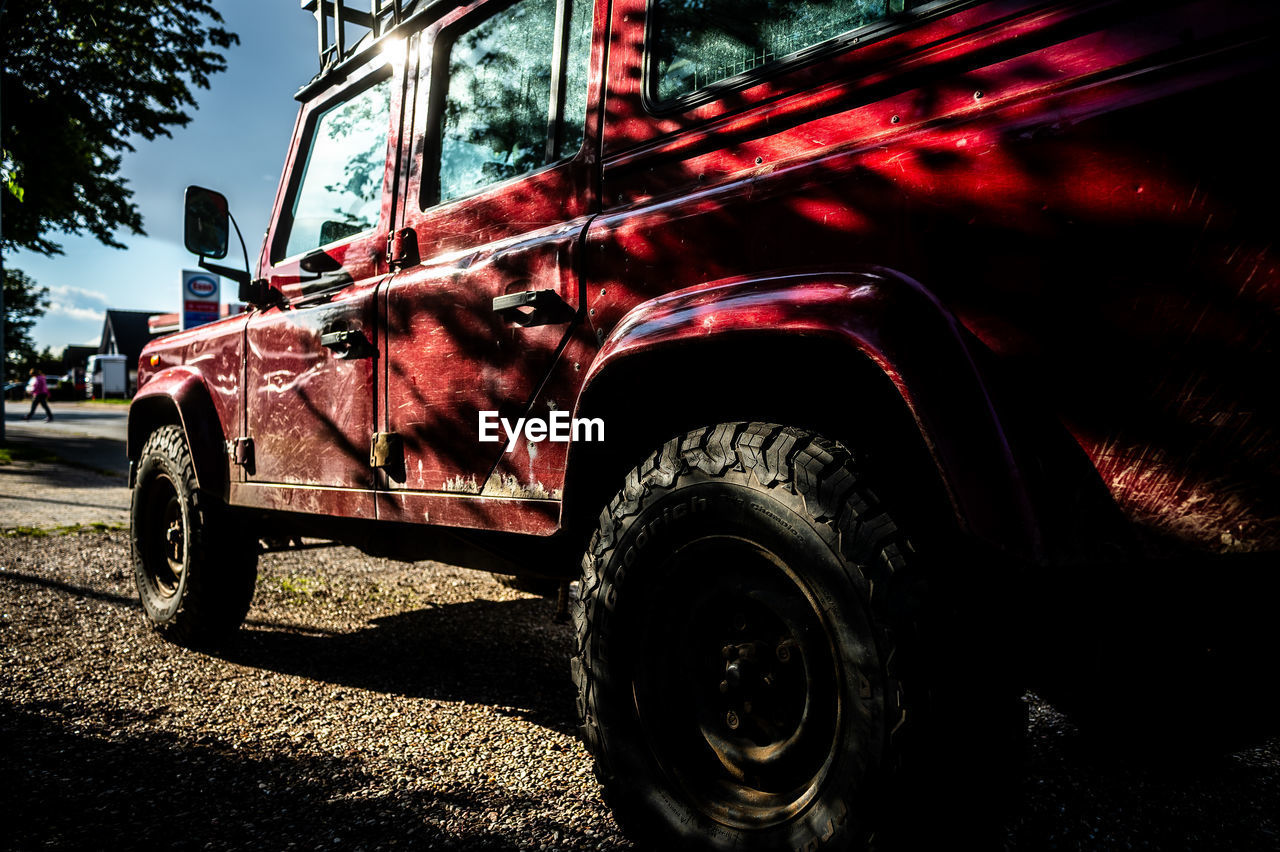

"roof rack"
[300,0,415,71]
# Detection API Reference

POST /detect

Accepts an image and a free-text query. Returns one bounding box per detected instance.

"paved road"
[3,401,129,475]
[1,401,131,531]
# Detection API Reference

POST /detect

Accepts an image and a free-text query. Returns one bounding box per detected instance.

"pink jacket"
[29,375,48,396]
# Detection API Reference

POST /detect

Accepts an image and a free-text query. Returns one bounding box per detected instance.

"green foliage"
[3,268,50,375]
[0,1,238,255]
[1,522,126,537]
[0,443,61,466]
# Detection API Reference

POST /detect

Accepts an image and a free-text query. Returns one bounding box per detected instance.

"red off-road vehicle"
[129,0,1280,847]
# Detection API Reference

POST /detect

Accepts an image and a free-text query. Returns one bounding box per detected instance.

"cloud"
[45,285,111,323]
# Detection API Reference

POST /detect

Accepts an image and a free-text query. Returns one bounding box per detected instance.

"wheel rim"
[143,472,185,597]
[633,536,843,828]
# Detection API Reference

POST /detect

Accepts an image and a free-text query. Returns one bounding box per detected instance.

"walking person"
[23,369,53,422]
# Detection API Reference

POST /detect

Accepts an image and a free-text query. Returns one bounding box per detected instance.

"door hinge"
[387,227,419,271]
[370,431,403,469]
[232,437,255,473]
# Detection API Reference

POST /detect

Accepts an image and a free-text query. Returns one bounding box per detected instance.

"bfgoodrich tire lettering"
[572,422,916,850]
[131,424,257,644]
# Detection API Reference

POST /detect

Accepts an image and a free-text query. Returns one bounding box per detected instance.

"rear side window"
[281,76,393,261]
[431,0,592,205]
[650,0,929,103]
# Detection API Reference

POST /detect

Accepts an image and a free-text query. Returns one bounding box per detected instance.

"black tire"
[573,422,931,851]
[130,425,258,645]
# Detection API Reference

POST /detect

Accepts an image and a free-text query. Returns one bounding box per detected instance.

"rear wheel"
[131,425,257,645]
[573,423,922,850]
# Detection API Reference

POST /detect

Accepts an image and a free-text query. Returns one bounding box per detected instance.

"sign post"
[182,270,221,330]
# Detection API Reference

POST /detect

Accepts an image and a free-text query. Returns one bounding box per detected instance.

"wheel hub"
[166,520,184,562]
[716,638,803,743]
[633,536,843,828]
[142,473,185,597]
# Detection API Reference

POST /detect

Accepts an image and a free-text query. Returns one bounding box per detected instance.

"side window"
[279,75,393,262]
[650,0,932,103]
[429,0,592,206]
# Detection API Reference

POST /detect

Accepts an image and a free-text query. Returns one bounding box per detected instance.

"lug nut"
[725,711,740,730]
[719,680,729,694]
[777,642,793,663]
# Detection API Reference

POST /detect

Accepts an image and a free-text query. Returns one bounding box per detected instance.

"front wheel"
[131,425,257,645]
[573,423,923,850]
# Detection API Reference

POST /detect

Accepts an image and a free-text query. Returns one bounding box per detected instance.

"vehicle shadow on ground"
[5,689,1276,851]
[0,698,600,851]
[212,598,579,735]
[0,435,129,480]
[1009,698,1280,850]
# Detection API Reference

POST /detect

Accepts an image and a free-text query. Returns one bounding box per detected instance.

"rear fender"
[128,367,230,500]
[575,267,1042,560]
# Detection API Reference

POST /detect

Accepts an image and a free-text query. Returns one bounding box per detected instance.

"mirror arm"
[198,257,251,286]
[201,210,283,309]
[228,210,252,282]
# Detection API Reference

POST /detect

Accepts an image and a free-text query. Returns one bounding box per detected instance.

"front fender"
[128,366,229,499]
[578,267,1041,560]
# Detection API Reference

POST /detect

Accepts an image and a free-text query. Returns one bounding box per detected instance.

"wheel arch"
[565,267,1043,561]
[128,367,229,500]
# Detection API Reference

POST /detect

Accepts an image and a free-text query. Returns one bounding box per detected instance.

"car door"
[236,47,409,520]
[377,0,601,532]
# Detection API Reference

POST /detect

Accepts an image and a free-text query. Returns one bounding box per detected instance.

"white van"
[86,354,128,399]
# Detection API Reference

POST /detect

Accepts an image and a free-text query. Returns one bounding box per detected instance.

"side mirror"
[184,185,230,259]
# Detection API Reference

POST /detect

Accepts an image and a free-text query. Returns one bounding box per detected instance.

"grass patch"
[0,443,62,466]
[270,573,329,603]
[84,398,131,406]
[279,574,317,595]
[2,522,126,538]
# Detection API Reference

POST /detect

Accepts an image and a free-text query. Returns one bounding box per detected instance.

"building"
[98,309,164,395]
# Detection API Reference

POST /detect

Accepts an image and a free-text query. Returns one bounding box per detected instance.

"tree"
[3,268,49,377]
[0,1,238,255]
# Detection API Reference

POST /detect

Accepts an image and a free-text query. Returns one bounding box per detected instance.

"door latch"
[320,327,376,359]
[492,289,576,327]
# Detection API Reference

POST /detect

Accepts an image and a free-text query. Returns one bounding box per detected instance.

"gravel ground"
[3,530,1278,851]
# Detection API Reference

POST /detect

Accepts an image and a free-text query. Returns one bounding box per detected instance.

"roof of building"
[100,310,162,360]
[60,345,98,368]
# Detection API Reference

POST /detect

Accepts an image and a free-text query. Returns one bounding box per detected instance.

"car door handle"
[320,328,375,359]
[492,289,576,327]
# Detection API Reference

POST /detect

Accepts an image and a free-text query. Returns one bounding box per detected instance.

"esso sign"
[182,269,221,330]
[186,275,218,298]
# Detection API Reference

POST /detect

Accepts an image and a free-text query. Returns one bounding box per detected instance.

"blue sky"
[10,1,322,350]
